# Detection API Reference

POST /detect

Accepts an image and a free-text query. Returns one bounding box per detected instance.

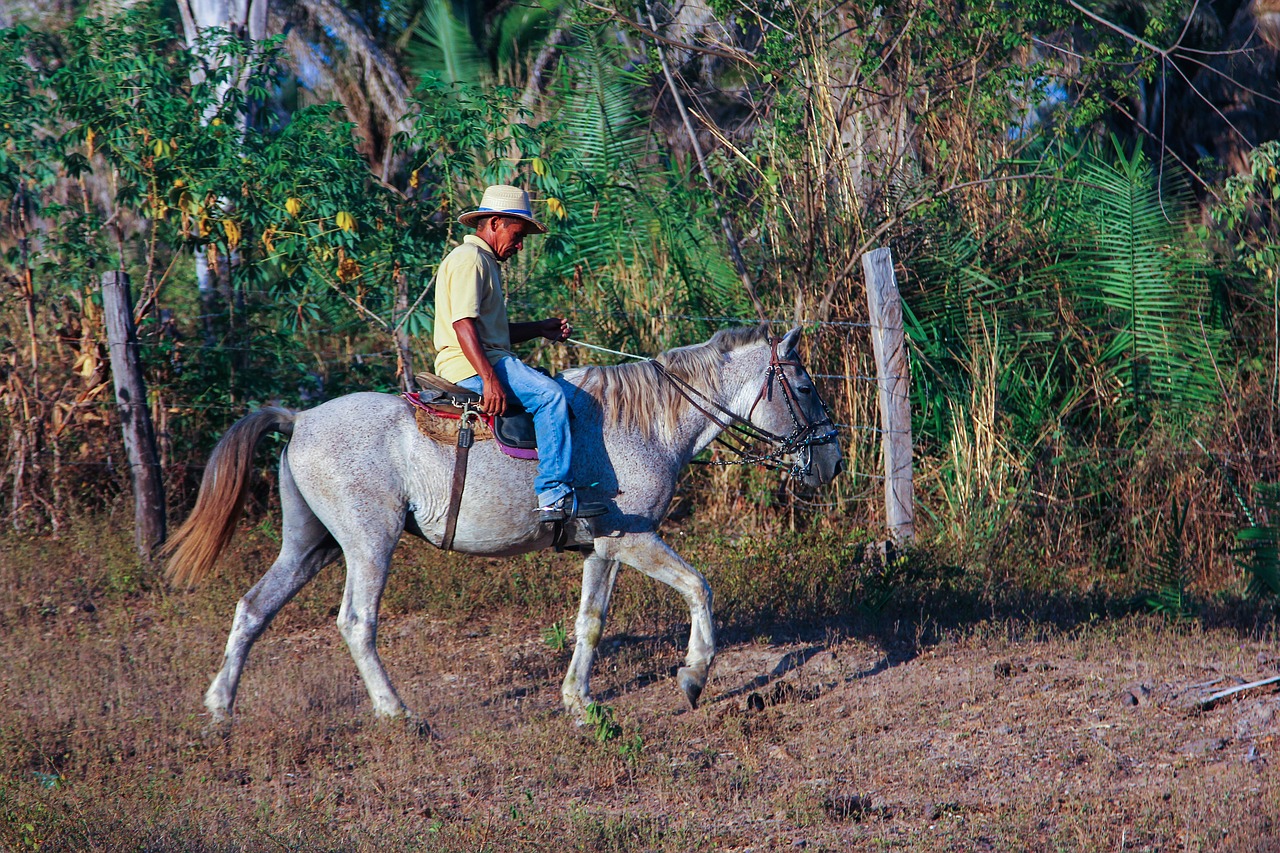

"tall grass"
[4,6,1278,613]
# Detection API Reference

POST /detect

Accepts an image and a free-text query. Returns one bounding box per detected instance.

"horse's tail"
[163,406,297,588]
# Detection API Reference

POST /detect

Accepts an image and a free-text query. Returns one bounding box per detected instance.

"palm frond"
[1236,483,1280,598]
[491,2,557,67]
[1048,140,1220,416]
[555,24,649,175]
[403,0,487,86]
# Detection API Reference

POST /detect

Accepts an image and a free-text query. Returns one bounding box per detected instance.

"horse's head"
[738,326,844,488]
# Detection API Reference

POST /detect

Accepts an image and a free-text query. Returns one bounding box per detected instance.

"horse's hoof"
[562,696,592,727]
[372,702,411,720]
[201,713,233,741]
[677,666,705,709]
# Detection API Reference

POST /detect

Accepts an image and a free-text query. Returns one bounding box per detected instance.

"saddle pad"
[409,402,494,444]
[403,393,538,460]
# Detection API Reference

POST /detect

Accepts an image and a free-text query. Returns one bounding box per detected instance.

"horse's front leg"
[603,532,715,709]
[562,553,622,721]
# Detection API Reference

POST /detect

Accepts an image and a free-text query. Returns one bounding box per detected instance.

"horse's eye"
[797,385,813,395]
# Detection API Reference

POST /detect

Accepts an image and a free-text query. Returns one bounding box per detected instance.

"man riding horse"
[433,184,605,522]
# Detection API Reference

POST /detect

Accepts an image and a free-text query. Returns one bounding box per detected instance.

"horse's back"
[286,392,434,506]
[291,392,418,451]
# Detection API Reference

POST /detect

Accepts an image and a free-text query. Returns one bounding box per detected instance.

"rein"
[648,337,839,477]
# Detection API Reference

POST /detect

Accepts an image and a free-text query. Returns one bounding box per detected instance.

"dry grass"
[2,516,1279,851]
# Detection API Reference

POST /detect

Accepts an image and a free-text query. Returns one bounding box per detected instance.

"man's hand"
[509,318,573,344]
[478,375,509,417]
[541,317,572,342]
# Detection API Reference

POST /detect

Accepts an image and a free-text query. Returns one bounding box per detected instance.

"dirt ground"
[2,529,1279,851]
[355,612,1280,851]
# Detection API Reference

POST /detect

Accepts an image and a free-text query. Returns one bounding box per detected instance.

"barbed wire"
[9,455,1274,476]
[132,298,883,334]
[57,337,904,386]
[12,440,1278,465]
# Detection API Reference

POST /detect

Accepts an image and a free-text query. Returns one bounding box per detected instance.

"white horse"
[165,326,844,723]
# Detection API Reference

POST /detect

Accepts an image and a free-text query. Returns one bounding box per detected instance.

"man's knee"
[530,381,566,414]
[510,365,564,410]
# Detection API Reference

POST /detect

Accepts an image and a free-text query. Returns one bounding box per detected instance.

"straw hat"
[458,184,548,234]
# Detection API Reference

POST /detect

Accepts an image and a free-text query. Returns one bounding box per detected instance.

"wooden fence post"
[102,271,166,559]
[863,247,915,545]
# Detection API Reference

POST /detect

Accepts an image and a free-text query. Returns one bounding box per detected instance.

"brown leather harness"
[649,336,839,476]
[441,405,478,552]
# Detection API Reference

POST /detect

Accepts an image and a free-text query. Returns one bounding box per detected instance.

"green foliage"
[1235,483,1280,598]
[538,24,746,351]
[406,0,487,86]
[617,733,644,764]
[898,134,1235,573]
[1143,498,1195,618]
[582,701,642,761]
[584,702,621,743]
[401,73,559,211]
[388,0,558,85]
[1211,140,1280,328]
[0,26,59,194]
[542,620,568,651]
[5,12,440,407]
[1044,140,1221,420]
[857,547,909,615]
[908,140,1222,441]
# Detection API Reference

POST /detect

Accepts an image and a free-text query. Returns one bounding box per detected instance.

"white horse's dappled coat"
[166,326,843,723]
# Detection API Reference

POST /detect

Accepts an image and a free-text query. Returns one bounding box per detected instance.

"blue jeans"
[457,357,573,507]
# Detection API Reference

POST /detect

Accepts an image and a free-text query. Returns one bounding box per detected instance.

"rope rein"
[565,337,649,362]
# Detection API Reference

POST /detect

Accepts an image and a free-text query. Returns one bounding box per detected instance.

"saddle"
[410,372,539,453]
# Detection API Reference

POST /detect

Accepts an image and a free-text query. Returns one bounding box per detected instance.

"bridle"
[649,337,840,477]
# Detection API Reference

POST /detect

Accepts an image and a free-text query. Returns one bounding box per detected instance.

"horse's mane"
[567,325,772,440]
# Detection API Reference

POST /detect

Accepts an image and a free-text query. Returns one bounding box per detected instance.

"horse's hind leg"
[561,553,622,720]
[206,454,340,722]
[333,538,405,717]
[320,508,408,718]
[602,532,715,709]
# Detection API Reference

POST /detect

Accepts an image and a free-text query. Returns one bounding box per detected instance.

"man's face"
[485,217,533,261]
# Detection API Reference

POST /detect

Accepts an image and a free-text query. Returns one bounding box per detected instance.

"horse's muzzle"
[799,440,844,487]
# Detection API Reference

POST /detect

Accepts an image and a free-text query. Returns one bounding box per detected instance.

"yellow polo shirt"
[432,235,516,383]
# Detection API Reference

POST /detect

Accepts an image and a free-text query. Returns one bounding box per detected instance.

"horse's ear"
[779,325,802,355]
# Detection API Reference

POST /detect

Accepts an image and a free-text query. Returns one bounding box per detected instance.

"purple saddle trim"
[402,392,538,461]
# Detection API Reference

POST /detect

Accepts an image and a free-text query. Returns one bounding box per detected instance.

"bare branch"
[644,5,766,322]
[578,0,759,68]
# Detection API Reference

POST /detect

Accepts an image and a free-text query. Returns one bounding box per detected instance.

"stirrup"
[535,491,606,522]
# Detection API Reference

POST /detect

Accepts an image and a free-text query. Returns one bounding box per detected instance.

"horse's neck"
[667,352,761,461]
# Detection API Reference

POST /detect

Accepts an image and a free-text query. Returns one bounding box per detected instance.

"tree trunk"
[176,0,269,343]
[102,271,166,560]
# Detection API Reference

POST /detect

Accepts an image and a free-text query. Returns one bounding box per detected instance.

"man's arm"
[510,318,572,344]
[453,317,509,416]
